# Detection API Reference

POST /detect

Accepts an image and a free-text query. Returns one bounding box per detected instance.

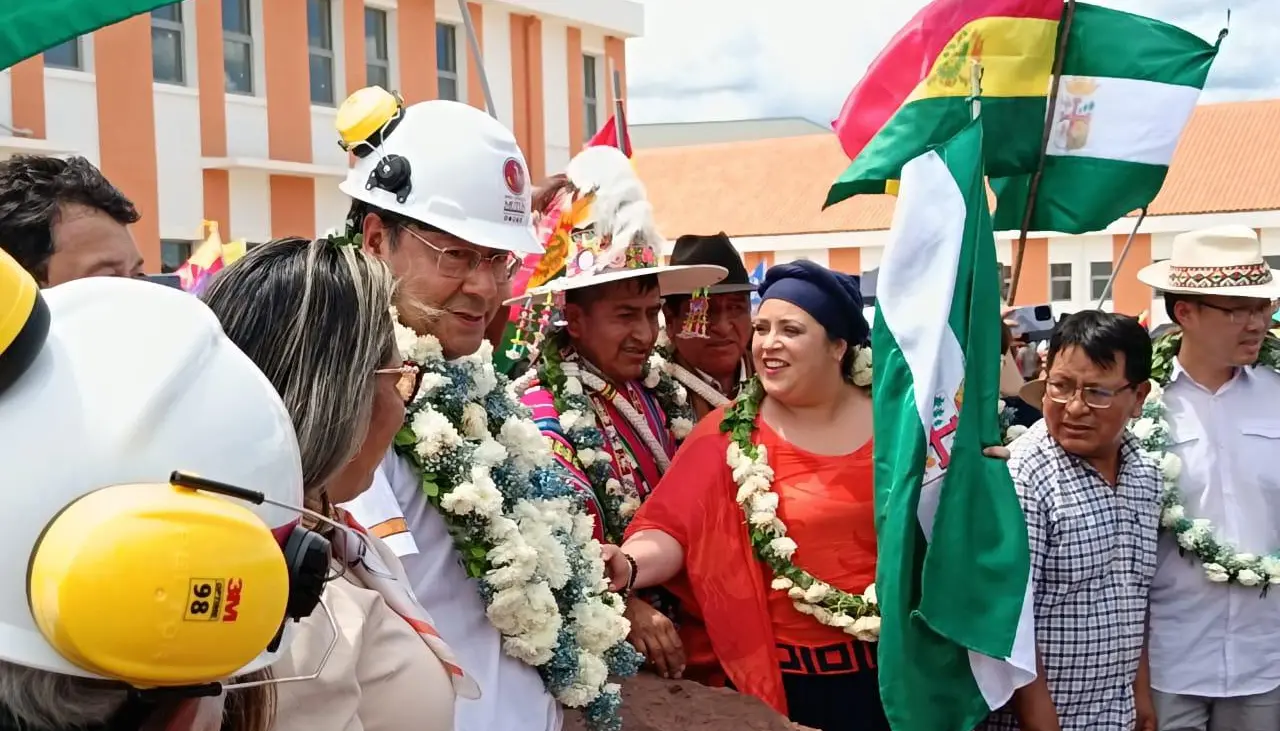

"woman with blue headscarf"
[600,261,888,731]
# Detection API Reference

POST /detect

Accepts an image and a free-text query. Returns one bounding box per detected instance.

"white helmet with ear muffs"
[0,249,328,691]
[336,86,543,255]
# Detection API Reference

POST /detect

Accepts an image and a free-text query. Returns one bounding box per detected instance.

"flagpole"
[1007,0,1077,304]
[608,59,630,156]
[969,60,983,118]
[456,0,497,118]
[1093,207,1148,308]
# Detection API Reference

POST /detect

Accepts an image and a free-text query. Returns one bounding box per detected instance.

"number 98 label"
[184,578,226,621]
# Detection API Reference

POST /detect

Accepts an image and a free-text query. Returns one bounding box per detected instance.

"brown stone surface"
[563,673,817,731]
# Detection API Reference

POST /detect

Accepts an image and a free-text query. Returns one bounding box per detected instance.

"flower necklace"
[391,315,641,729]
[536,346,673,543]
[1131,331,1280,590]
[720,372,881,642]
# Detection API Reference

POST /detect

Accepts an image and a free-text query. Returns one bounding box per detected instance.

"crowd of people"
[0,84,1278,731]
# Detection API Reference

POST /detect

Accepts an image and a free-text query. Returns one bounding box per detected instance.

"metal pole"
[1094,208,1149,308]
[456,0,496,118]
[1007,0,1077,304]
[969,59,983,119]
[608,60,630,156]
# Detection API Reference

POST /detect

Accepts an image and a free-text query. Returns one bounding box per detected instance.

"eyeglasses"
[402,226,521,282]
[374,362,423,404]
[1045,380,1136,410]
[1196,300,1280,326]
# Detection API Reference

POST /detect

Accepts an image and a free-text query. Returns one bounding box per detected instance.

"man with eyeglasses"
[984,310,1160,731]
[1134,226,1280,731]
[333,90,569,731]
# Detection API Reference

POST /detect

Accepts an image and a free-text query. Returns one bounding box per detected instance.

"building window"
[583,54,600,140]
[308,0,336,105]
[151,4,185,84]
[1049,262,1073,301]
[365,8,390,90]
[1000,264,1012,301]
[44,38,81,70]
[223,0,254,94]
[1266,255,1280,270]
[1090,261,1113,301]
[436,23,458,101]
[160,240,193,274]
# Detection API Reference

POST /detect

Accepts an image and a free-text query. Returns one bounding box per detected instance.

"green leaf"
[469,545,487,559]
[423,481,440,497]
[394,426,416,446]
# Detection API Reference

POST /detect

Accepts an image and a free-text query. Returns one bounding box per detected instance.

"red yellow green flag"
[825,0,1063,208]
[0,1,181,71]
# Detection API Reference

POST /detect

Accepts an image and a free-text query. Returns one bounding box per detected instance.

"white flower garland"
[392,314,641,729]
[1131,336,1280,589]
[722,377,881,642]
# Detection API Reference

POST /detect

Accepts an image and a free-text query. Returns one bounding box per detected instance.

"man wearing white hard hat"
[504,145,726,680]
[0,249,331,730]
[1133,225,1280,731]
[333,88,637,731]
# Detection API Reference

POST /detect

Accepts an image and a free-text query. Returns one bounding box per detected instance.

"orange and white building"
[636,99,1280,327]
[0,0,641,273]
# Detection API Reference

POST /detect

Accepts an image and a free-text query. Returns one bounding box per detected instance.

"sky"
[625,0,1280,126]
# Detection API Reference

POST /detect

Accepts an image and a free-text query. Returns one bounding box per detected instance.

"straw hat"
[1136,225,1280,299]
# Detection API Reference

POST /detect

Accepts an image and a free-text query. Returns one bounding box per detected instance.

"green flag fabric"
[991,3,1223,234]
[871,117,1036,731]
[0,1,180,71]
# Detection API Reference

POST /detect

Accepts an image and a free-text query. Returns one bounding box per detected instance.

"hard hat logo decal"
[503,158,526,196]
[184,578,226,621]
[223,578,243,623]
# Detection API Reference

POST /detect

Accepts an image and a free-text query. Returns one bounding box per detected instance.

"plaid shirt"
[982,420,1160,731]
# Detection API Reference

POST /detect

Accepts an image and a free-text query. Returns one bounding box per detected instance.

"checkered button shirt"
[982,420,1161,731]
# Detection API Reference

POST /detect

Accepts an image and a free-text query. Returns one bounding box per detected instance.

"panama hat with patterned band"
[506,145,725,304]
[1137,225,1280,299]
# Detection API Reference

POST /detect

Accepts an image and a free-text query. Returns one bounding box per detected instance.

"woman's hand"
[983,445,1011,461]
[601,543,634,593]
[625,598,685,679]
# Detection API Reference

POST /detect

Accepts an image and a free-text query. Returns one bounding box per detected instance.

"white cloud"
[627,0,1280,125]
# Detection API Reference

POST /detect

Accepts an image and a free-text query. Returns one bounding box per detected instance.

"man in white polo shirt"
[1135,226,1280,731]
[330,87,638,731]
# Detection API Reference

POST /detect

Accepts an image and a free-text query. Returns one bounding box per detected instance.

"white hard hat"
[337,88,542,255]
[0,274,307,683]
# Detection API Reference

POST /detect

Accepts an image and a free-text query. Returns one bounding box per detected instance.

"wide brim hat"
[507,263,727,305]
[667,232,756,295]
[1137,225,1280,299]
[1019,377,1047,406]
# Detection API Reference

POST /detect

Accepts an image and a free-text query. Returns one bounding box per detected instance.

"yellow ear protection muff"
[0,247,50,397]
[28,471,330,692]
[337,86,413,204]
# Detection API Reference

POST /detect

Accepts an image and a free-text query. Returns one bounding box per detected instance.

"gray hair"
[0,662,126,729]
[202,237,397,500]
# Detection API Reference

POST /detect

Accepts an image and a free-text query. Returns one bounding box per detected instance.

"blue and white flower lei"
[392,315,642,730]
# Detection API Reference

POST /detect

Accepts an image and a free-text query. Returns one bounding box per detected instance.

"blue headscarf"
[758,260,869,346]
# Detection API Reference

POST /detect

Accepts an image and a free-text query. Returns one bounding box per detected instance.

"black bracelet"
[621,552,639,599]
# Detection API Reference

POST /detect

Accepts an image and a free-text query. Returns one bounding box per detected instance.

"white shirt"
[342,451,562,731]
[1148,359,1280,697]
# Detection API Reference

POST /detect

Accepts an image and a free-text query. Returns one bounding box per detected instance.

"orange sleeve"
[625,409,788,715]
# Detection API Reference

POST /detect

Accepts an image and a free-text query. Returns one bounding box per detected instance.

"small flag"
[586,115,632,158]
[748,260,766,312]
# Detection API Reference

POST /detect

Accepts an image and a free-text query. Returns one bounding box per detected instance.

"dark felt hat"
[668,233,757,294]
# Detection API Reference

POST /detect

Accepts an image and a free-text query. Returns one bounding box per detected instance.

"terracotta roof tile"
[634,98,1280,238]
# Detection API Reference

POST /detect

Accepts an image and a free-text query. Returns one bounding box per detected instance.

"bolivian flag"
[825,0,1064,208]
[0,1,181,71]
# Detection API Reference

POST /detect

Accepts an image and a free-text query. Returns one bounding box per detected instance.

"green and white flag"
[992,3,1224,234]
[0,1,181,71]
[872,118,1036,731]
